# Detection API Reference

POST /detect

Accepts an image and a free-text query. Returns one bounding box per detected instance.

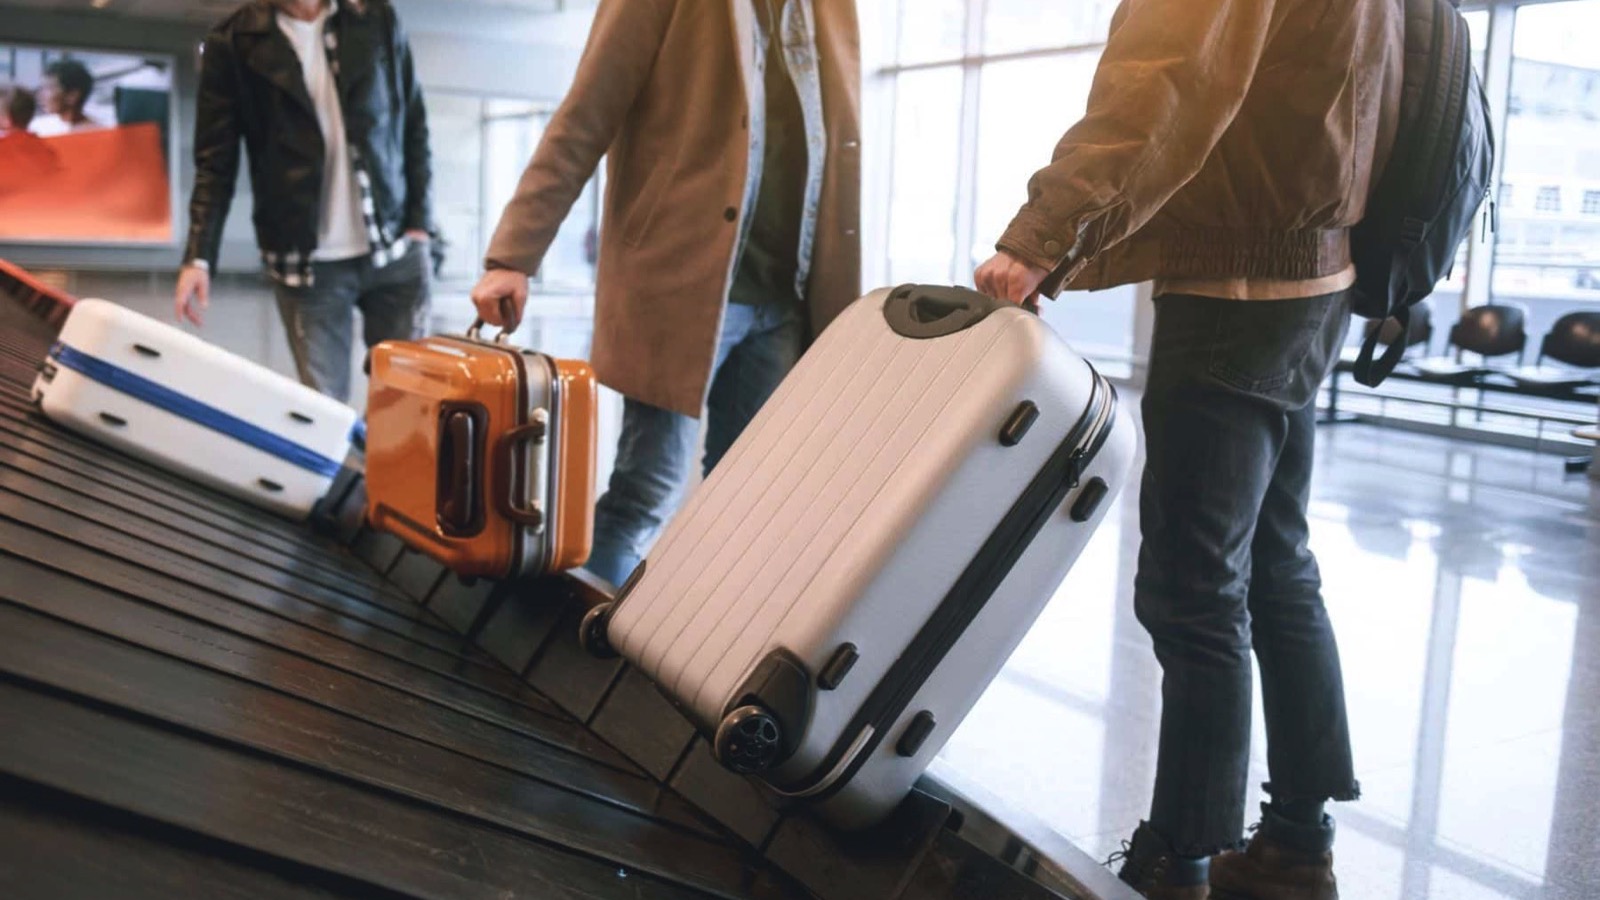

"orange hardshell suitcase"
[366,321,598,580]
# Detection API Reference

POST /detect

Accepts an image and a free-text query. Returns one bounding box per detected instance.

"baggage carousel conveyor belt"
[0,297,1132,900]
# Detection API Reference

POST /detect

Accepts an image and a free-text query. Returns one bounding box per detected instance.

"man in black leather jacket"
[176,0,433,402]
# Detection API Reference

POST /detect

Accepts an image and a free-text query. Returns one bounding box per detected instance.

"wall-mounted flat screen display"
[0,44,175,245]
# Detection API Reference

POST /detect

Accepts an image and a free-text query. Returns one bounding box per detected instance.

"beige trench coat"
[485,0,862,417]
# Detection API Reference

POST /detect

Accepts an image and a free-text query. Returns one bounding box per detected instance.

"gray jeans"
[273,242,431,402]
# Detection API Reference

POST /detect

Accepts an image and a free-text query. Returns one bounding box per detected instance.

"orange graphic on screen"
[0,122,172,243]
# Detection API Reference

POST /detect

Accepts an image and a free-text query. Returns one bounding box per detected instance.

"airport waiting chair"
[1411,303,1528,385]
[1507,312,1600,391]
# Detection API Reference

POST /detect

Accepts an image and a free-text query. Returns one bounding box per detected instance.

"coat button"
[1044,239,1062,256]
[724,207,738,222]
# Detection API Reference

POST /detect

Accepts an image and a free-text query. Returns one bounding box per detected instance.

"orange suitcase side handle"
[493,417,548,531]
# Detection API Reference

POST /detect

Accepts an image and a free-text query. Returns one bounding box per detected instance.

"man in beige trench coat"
[471,0,861,587]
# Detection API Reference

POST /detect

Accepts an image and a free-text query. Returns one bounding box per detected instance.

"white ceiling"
[0,0,601,42]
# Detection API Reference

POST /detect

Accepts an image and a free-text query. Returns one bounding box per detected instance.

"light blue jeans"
[585,302,805,588]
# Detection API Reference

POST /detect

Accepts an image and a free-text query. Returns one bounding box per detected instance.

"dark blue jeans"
[1136,291,1361,856]
[584,302,805,588]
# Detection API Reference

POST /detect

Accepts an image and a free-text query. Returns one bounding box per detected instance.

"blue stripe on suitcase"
[49,343,344,478]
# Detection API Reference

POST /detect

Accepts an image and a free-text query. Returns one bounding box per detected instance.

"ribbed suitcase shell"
[365,330,598,580]
[32,299,358,520]
[604,287,1136,829]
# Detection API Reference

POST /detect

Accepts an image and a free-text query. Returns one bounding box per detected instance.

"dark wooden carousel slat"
[0,416,372,579]
[762,791,955,900]
[0,468,445,635]
[0,446,400,604]
[0,605,791,897]
[0,682,720,900]
[590,668,700,783]
[0,424,393,594]
[668,740,785,851]
[0,554,646,787]
[390,549,450,603]
[427,573,504,636]
[0,520,563,721]
[523,580,628,723]
[0,388,346,552]
[480,585,569,676]
[0,781,360,900]
[352,526,409,574]
[0,483,468,655]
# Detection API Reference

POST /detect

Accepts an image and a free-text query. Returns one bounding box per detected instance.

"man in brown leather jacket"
[976,0,1403,898]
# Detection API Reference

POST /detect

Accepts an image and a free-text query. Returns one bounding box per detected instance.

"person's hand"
[471,268,529,330]
[175,264,211,327]
[404,229,431,243]
[974,251,1049,306]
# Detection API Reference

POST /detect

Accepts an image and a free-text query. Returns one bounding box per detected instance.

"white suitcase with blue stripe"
[584,285,1137,830]
[32,299,359,521]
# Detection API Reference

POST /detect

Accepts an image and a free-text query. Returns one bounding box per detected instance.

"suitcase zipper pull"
[1063,447,1087,491]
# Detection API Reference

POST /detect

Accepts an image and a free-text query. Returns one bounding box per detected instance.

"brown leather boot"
[1112,822,1211,900]
[1209,806,1337,900]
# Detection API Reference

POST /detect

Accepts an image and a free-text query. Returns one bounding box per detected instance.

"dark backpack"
[1349,0,1495,387]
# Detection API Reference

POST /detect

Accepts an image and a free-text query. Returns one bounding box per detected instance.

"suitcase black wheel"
[715,705,783,775]
[579,603,618,659]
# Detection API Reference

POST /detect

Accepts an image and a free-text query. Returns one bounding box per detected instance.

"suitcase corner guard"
[714,649,812,776]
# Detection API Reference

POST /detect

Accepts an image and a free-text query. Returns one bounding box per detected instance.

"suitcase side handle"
[437,405,488,538]
[494,413,548,530]
[882,284,1015,339]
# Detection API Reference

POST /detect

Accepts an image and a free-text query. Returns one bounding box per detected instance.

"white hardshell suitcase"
[584,285,1136,830]
[32,299,359,521]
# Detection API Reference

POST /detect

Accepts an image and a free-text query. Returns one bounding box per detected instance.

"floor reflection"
[939,423,1599,900]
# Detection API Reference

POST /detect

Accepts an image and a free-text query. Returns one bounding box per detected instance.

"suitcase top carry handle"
[883,284,1021,339]
[466,318,514,345]
[467,296,520,344]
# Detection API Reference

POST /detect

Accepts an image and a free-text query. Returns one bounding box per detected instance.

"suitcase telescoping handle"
[495,410,549,531]
[882,284,1033,340]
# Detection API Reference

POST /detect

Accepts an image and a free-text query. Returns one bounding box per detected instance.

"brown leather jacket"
[997,0,1403,296]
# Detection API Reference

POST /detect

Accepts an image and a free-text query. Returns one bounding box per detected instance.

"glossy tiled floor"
[938,421,1599,900]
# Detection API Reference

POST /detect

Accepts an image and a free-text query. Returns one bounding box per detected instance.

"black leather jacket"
[184,0,432,269]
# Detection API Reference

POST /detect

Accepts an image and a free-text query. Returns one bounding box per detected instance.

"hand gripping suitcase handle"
[468,296,521,342]
[495,410,548,530]
[883,284,1032,340]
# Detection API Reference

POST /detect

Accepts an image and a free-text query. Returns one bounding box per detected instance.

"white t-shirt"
[29,114,104,138]
[277,2,370,262]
